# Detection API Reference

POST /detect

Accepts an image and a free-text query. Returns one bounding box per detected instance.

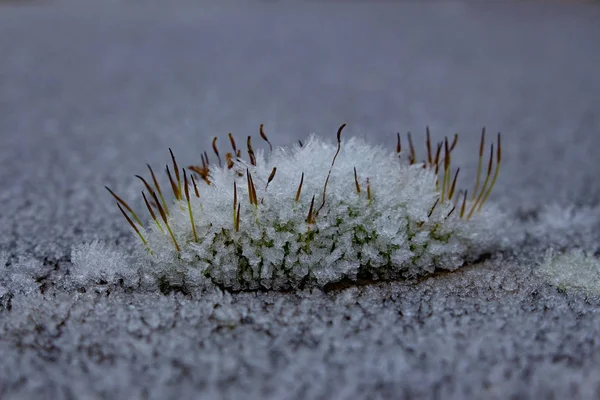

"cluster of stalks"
[106,124,501,255]
[399,127,502,222]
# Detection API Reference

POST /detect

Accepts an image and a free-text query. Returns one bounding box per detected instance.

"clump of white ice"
[126,132,507,291]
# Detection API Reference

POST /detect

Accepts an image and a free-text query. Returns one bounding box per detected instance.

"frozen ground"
[1,2,600,399]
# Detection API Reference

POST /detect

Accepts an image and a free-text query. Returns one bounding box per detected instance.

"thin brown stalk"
[142,191,164,233]
[250,172,257,206]
[183,170,198,242]
[191,174,200,198]
[169,148,182,196]
[448,167,460,200]
[233,181,237,226]
[235,203,241,232]
[295,172,304,203]
[260,124,273,152]
[353,167,361,194]
[228,133,237,153]
[478,133,502,211]
[441,138,450,203]
[449,133,458,152]
[396,133,401,154]
[105,186,143,226]
[306,195,316,224]
[266,167,277,190]
[166,165,181,200]
[212,137,222,168]
[317,123,346,214]
[428,198,440,218]
[246,169,257,207]
[446,206,456,219]
[135,175,155,198]
[459,190,468,219]
[247,136,256,166]
[407,132,416,165]
[117,203,152,254]
[147,164,170,216]
[467,143,494,220]
[246,169,253,206]
[366,177,372,201]
[426,126,432,166]
[472,127,485,201]
[149,187,180,252]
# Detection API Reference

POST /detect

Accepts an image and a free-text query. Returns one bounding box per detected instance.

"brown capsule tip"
[396,132,401,154]
[135,175,154,194]
[426,127,432,165]
[142,191,160,225]
[460,190,468,218]
[449,167,460,200]
[233,181,237,206]
[267,167,277,184]
[487,143,494,174]
[354,167,361,194]
[307,194,316,224]
[150,189,168,223]
[117,203,140,233]
[183,169,190,201]
[260,124,273,152]
[105,186,139,224]
[169,148,181,182]
[479,127,486,156]
[295,172,304,202]
[449,133,458,151]
[337,123,346,143]
[497,132,502,162]
[228,133,237,152]
[212,137,222,167]
[443,138,449,170]
[407,132,416,164]
[428,198,440,218]
[191,174,200,198]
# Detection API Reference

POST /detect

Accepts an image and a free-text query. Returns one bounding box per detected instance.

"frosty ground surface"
[1,2,600,399]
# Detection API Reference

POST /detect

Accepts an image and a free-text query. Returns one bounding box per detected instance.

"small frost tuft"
[70,241,138,289]
[538,249,600,294]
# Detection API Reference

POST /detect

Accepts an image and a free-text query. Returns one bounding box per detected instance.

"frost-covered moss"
[108,125,504,291]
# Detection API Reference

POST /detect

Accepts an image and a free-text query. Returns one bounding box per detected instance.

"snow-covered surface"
[1,2,600,398]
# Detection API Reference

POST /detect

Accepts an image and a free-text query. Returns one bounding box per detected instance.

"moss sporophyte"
[107,124,503,290]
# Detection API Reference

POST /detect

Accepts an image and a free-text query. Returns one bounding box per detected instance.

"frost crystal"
[538,249,600,294]
[108,125,504,291]
[70,241,138,288]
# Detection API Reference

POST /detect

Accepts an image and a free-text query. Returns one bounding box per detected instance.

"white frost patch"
[538,249,600,294]
[70,241,138,288]
[0,253,45,296]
